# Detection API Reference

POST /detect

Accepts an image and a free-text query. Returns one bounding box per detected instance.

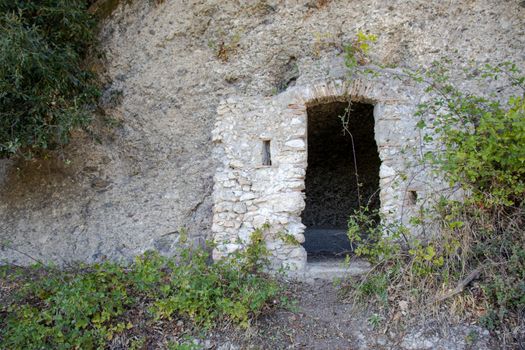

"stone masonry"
[212,71,433,271]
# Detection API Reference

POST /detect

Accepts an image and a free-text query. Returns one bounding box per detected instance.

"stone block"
[284,139,306,149]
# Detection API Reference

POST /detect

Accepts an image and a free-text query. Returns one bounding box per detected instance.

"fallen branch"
[433,267,481,303]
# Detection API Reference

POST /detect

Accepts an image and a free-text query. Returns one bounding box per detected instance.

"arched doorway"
[302,101,380,260]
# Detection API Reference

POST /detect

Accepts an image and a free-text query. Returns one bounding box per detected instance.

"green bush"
[343,51,525,346]
[415,63,525,335]
[415,61,525,207]
[0,231,282,349]
[0,0,99,158]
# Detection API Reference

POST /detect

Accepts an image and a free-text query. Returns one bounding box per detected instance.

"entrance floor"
[302,228,352,258]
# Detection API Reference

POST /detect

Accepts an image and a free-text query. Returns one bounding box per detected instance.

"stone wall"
[0,0,523,265]
[212,74,431,271]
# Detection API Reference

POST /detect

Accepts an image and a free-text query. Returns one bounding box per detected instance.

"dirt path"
[1,270,497,350]
[252,281,359,349]
[209,281,496,350]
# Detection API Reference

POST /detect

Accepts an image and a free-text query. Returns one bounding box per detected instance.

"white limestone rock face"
[0,0,523,265]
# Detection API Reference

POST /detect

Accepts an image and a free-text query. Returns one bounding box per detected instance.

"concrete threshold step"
[290,258,371,283]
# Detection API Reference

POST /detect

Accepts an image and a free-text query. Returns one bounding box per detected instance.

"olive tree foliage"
[0,0,99,158]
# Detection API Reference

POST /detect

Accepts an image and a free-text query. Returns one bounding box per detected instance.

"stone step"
[289,258,371,283]
[302,227,353,255]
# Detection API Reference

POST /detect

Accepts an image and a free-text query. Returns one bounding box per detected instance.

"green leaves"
[344,31,377,75]
[0,1,99,158]
[344,58,524,344]
[347,207,405,264]
[0,234,281,349]
[416,61,525,207]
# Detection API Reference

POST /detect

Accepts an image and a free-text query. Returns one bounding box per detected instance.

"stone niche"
[211,75,428,273]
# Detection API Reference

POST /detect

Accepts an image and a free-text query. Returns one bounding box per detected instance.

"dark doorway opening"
[301,101,381,260]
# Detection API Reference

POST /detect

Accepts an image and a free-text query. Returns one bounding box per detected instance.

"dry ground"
[203,280,496,350]
[0,269,498,350]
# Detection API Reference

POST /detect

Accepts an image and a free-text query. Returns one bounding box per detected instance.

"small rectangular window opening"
[408,190,418,205]
[262,140,272,166]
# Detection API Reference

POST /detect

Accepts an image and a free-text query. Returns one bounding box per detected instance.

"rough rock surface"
[1,0,524,264]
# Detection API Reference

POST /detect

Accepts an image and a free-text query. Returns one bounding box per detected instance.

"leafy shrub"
[415,62,525,338]
[415,61,525,207]
[342,48,525,346]
[0,0,99,158]
[0,232,282,349]
[2,262,134,349]
[347,207,405,264]
[343,31,377,74]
